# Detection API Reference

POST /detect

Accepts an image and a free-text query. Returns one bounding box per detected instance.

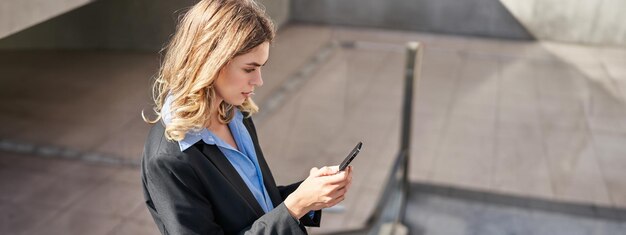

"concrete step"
[0,0,94,39]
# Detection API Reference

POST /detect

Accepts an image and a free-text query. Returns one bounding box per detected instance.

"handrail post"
[398,42,422,225]
[359,42,424,235]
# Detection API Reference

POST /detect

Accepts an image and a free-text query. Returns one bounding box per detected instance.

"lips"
[242,91,255,98]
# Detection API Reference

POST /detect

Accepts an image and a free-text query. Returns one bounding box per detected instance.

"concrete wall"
[291,0,534,40]
[0,0,93,39]
[0,0,290,51]
[501,0,626,46]
[258,0,290,29]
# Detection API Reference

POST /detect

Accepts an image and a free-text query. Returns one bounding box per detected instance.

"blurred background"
[1,0,625,234]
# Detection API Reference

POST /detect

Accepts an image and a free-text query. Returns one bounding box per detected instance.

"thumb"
[316,166,339,176]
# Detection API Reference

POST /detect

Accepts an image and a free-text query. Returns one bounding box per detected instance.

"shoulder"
[142,121,196,179]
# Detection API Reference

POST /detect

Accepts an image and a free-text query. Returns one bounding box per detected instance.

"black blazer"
[141,116,321,234]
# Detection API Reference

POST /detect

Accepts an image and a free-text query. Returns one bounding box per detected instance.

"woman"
[141,0,353,234]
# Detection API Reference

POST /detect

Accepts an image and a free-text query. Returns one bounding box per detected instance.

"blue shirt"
[162,96,274,213]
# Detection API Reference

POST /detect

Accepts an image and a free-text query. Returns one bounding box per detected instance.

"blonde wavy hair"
[143,0,275,141]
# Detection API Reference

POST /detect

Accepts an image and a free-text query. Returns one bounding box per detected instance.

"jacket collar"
[186,116,283,217]
[241,117,283,208]
[196,143,266,217]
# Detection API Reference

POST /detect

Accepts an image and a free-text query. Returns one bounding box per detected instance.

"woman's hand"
[284,165,353,219]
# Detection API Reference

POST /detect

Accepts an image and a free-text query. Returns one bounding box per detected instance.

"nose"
[251,72,263,87]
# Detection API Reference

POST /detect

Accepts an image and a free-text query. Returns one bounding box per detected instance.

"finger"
[347,168,353,183]
[314,166,337,176]
[322,171,349,184]
[332,178,349,188]
[345,166,353,177]
[328,185,348,199]
[319,166,339,176]
[320,182,347,196]
[325,194,345,208]
[344,174,352,189]
[328,165,339,173]
[310,167,319,176]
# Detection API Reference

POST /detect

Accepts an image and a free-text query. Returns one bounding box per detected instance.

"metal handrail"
[327,42,422,235]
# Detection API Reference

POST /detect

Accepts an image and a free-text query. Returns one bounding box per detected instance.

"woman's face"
[214,42,269,106]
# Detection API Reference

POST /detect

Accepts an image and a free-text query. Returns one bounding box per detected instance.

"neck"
[206,97,225,130]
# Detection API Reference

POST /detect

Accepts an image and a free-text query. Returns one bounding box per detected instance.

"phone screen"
[339,142,362,171]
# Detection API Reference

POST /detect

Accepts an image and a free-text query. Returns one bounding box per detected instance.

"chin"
[224,98,245,106]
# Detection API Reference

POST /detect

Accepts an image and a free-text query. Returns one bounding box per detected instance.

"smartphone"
[339,142,362,171]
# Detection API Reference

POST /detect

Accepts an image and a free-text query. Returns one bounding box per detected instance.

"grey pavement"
[0,24,625,234]
[404,183,626,235]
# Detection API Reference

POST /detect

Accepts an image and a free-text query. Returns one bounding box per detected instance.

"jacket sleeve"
[145,154,307,235]
[277,181,322,227]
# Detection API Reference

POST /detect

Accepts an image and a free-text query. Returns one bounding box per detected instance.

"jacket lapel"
[257,148,283,208]
[242,117,283,207]
[196,144,265,217]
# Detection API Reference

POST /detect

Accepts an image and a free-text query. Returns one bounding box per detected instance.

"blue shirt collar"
[162,95,244,151]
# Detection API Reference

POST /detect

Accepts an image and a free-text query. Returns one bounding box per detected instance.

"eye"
[244,68,255,73]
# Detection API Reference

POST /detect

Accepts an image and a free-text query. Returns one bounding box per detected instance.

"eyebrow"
[245,61,268,67]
